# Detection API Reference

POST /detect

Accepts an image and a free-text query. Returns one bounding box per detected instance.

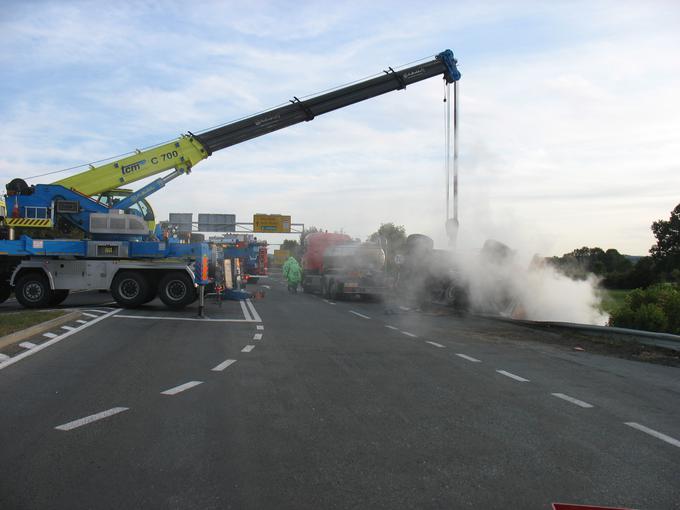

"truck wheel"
[329,280,340,301]
[15,272,53,309]
[49,289,70,306]
[0,279,11,304]
[158,272,195,310]
[111,271,149,308]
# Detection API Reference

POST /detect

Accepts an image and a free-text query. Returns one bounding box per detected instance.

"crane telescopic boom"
[6,50,460,236]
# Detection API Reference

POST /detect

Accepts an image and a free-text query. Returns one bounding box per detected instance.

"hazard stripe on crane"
[5,218,53,228]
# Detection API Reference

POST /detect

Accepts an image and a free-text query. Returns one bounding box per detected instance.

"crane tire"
[15,272,53,309]
[111,271,150,309]
[49,289,70,306]
[158,271,195,310]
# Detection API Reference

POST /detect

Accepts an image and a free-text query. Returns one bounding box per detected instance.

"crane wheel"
[15,272,53,309]
[158,272,195,310]
[0,279,11,304]
[111,271,150,308]
[49,289,70,306]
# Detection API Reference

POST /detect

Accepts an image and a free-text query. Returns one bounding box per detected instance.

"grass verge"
[0,310,67,337]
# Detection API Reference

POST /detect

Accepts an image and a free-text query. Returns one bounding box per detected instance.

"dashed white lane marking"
[115,315,254,323]
[385,325,399,330]
[253,333,263,340]
[349,311,371,319]
[401,331,417,338]
[496,370,530,382]
[1,308,121,371]
[55,407,129,431]
[245,299,262,323]
[240,300,253,321]
[399,306,410,311]
[323,299,337,305]
[0,353,9,361]
[19,342,37,349]
[456,353,481,363]
[82,312,99,318]
[81,309,108,314]
[60,325,75,331]
[76,320,88,324]
[256,325,264,330]
[211,359,237,372]
[426,341,445,348]
[551,393,594,408]
[43,332,58,339]
[242,345,255,353]
[625,422,680,448]
[161,381,204,395]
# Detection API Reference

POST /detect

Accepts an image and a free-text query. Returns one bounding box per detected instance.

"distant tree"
[369,223,407,273]
[650,203,680,272]
[281,239,299,258]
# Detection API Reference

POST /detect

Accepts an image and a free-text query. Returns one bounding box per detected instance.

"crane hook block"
[437,49,461,83]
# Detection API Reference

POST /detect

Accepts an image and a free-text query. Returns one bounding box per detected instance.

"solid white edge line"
[253,333,263,340]
[211,359,237,372]
[256,325,264,330]
[240,300,253,321]
[426,341,445,348]
[114,315,254,323]
[625,422,680,448]
[551,393,594,408]
[241,345,255,352]
[55,407,129,431]
[0,309,122,371]
[349,311,371,319]
[43,332,58,339]
[246,299,262,323]
[496,370,530,382]
[160,381,203,395]
[401,331,417,338]
[385,325,398,330]
[455,353,481,363]
[19,342,37,349]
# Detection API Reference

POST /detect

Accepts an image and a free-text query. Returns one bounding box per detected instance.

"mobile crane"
[0,50,461,310]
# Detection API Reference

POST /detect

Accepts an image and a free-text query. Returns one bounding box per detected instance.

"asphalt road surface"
[1,279,678,509]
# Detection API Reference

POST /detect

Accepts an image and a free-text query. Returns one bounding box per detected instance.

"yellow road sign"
[253,214,291,233]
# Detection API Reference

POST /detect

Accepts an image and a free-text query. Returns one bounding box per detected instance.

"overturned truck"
[395,234,469,309]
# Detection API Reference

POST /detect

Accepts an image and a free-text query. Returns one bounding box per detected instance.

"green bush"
[608,284,680,334]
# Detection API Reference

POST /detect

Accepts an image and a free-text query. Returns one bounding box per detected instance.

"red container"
[302,232,351,273]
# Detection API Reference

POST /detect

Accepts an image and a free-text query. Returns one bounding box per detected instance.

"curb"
[0,310,82,350]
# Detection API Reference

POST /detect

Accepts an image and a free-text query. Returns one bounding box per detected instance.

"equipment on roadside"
[0,50,461,309]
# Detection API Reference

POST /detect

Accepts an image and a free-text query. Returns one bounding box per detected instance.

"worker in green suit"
[282,256,302,294]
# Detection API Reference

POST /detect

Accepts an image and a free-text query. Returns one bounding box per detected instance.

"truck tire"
[328,279,341,301]
[15,272,53,309]
[49,289,70,306]
[111,271,150,308]
[158,271,195,310]
[0,279,11,304]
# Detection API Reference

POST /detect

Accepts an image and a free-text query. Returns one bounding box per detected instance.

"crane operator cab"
[91,189,156,232]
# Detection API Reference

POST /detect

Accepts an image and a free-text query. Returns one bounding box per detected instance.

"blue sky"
[1,0,678,256]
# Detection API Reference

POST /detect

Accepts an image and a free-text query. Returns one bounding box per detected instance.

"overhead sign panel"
[198,213,236,232]
[253,214,291,233]
[168,213,193,233]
